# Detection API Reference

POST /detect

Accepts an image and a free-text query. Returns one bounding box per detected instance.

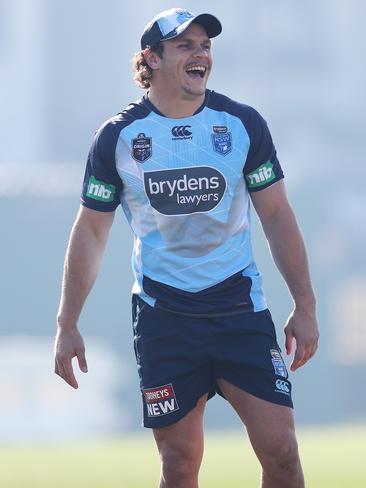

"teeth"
[186,65,206,72]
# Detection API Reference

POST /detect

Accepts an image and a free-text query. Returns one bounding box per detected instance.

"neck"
[147,87,206,118]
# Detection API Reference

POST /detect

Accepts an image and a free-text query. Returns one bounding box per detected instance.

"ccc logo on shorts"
[275,379,290,394]
[171,125,192,139]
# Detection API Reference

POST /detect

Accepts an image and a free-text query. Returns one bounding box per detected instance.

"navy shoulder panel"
[207,90,254,123]
[81,98,152,211]
[207,91,284,192]
[118,97,152,124]
[93,98,151,169]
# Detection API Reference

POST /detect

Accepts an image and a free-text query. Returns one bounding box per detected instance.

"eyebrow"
[174,38,211,45]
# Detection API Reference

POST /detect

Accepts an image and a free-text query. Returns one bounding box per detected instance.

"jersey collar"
[143,90,210,118]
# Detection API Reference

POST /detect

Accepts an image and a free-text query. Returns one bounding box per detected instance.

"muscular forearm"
[252,182,319,370]
[57,210,112,329]
[261,206,316,312]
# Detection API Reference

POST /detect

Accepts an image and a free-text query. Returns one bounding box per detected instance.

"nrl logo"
[132,132,152,163]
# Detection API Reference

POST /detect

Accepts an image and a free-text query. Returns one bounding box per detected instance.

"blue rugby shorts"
[132,295,293,428]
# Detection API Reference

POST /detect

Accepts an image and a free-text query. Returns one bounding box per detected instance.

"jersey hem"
[134,294,268,318]
[80,200,118,212]
[247,175,285,193]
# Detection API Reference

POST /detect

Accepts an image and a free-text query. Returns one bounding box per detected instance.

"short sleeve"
[81,120,123,212]
[243,108,284,192]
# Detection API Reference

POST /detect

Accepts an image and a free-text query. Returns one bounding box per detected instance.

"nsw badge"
[212,126,232,156]
[132,132,152,162]
[270,349,288,378]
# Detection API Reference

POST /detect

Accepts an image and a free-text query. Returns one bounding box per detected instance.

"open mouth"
[185,64,207,79]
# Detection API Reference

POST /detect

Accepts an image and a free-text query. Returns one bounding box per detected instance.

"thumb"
[77,349,88,373]
[285,327,294,356]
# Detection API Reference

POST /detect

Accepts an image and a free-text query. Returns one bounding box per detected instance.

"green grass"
[1,424,365,487]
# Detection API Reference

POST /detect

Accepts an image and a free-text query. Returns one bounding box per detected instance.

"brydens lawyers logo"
[132,133,152,162]
[144,166,226,216]
[171,125,192,140]
[143,384,179,417]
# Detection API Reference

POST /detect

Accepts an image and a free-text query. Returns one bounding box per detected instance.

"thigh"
[132,295,214,428]
[217,379,298,459]
[153,393,207,459]
[213,309,293,410]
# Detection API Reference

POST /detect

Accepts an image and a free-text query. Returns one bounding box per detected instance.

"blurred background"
[1,0,365,447]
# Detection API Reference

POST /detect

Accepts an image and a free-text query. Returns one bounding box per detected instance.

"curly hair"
[132,43,165,89]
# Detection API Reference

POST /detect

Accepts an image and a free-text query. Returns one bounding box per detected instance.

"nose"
[192,45,208,58]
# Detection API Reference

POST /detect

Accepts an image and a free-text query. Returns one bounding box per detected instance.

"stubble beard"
[181,83,207,100]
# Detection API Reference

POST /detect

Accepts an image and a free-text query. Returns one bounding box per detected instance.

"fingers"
[55,355,79,389]
[290,346,306,371]
[54,329,87,388]
[54,361,60,377]
[306,336,319,363]
[285,310,319,371]
[290,336,319,371]
[285,331,294,356]
[63,357,79,389]
[77,348,88,374]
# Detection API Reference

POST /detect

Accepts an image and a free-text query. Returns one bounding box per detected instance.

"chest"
[115,110,250,215]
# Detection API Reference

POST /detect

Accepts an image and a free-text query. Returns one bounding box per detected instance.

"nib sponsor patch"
[143,384,179,417]
[245,161,276,189]
[86,176,116,202]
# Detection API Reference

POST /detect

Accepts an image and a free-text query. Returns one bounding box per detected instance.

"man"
[54,8,319,487]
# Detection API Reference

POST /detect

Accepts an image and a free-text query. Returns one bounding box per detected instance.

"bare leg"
[153,394,207,488]
[217,379,304,487]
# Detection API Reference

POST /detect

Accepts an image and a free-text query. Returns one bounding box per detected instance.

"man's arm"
[250,180,319,371]
[54,205,115,388]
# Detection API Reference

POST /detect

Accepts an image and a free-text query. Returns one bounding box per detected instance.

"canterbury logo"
[171,125,192,138]
[275,379,290,394]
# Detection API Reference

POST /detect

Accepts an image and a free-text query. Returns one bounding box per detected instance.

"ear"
[143,49,161,70]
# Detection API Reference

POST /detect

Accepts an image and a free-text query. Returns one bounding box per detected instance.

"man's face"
[153,23,213,99]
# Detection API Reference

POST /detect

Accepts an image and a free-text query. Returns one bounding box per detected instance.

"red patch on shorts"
[143,384,179,417]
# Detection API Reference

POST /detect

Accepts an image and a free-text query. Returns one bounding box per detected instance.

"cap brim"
[163,13,222,41]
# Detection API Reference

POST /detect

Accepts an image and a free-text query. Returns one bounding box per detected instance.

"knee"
[274,441,301,475]
[160,443,201,483]
[261,435,302,479]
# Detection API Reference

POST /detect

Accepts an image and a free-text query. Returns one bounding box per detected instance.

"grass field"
[1,424,365,487]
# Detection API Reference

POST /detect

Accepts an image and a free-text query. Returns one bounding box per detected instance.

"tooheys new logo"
[144,166,226,216]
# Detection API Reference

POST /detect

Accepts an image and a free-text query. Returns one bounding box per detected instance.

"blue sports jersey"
[81,90,284,316]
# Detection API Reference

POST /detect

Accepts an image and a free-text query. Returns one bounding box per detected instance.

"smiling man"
[54,8,319,488]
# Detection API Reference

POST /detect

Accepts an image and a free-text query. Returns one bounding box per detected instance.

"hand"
[54,327,88,389]
[284,307,319,372]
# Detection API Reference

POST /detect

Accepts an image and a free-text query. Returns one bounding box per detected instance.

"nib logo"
[86,176,116,202]
[245,161,276,188]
